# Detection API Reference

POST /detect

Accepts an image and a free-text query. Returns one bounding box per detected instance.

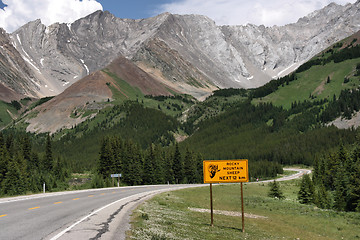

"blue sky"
[0,0,357,33]
[97,0,171,20]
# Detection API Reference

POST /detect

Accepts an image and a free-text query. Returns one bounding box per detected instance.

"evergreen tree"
[1,157,23,195]
[172,144,183,183]
[21,135,32,165]
[334,169,347,211]
[333,146,350,211]
[183,149,197,183]
[195,153,204,183]
[153,145,165,184]
[43,134,53,172]
[143,145,155,185]
[112,137,123,174]
[298,174,315,204]
[123,140,143,185]
[0,141,9,185]
[98,137,113,178]
[315,183,331,209]
[348,145,360,211]
[164,152,175,184]
[268,180,285,200]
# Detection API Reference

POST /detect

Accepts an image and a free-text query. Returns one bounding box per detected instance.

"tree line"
[0,133,69,196]
[320,88,360,122]
[249,73,297,99]
[181,99,357,168]
[96,136,285,186]
[298,143,360,212]
[296,41,360,74]
[53,102,180,172]
[96,136,203,186]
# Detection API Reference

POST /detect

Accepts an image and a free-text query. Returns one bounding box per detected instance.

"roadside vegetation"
[129,180,360,240]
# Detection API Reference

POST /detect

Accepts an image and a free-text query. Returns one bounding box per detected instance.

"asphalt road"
[0,184,201,240]
[0,168,310,240]
[257,168,312,183]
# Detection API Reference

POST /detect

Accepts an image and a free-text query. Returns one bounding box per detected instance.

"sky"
[0,0,357,33]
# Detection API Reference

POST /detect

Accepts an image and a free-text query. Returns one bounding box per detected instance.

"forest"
[0,133,70,196]
[96,137,203,186]
[298,143,360,212]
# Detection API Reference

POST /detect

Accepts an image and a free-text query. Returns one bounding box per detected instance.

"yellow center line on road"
[0,214,7,218]
[112,191,116,193]
[88,195,94,197]
[73,198,80,200]
[54,202,62,204]
[29,207,40,210]
[100,193,105,195]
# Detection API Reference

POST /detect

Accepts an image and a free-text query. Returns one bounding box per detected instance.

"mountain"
[24,55,175,134]
[2,1,359,101]
[49,31,360,170]
[0,28,38,101]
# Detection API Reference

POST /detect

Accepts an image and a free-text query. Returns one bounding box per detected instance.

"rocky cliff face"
[0,28,39,100]
[221,1,360,83]
[2,1,360,100]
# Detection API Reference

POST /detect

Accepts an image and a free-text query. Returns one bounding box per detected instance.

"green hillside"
[256,59,359,109]
[0,101,16,128]
[178,34,360,177]
[0,98,36,129]
[252,37,360,109]
[52,101,182,171]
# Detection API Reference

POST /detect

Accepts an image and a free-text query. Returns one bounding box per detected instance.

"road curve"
[252,168,312,184]
[0,184,202,240]
[0,169,309,240]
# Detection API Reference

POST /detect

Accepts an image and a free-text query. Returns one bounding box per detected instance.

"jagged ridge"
[1,1,360,100]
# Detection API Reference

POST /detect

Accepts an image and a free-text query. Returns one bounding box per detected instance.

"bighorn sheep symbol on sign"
[208,164,220,178]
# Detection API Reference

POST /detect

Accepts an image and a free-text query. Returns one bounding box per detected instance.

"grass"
[255,58,360,109]
[129,180,360,239]
[103,69,195,118]
[103,70,144,103]
[0,101,17,128]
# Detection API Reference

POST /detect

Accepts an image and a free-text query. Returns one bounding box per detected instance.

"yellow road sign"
[203,159,249,183]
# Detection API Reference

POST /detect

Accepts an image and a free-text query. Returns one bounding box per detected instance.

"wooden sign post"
[203,159,249,232]
[111,173,122,187]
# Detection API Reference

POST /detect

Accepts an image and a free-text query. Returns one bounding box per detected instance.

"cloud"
[156,0,357,26]
[0,0,103,33]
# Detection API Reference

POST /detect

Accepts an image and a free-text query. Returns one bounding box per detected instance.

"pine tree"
[164,152,175,184]
[123,140,143,185]
[268,180,285,200]
[21,135,32,165]
[348,145,360,211]
[298,174,315,204]
[112,137,123,174]
[327,76,331,83]
[315,183,331,209]
[183,149,197,183]
[143,145,155,185]
[153,145,165,184]
[43,134,53,172]
[195,153,204,183]
[333,145,350,211]
[0,144,9,187]
[98,137,113,178]
[172,144,183,184]
[2,157,23,195]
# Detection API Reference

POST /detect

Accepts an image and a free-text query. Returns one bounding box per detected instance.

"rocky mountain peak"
[0,1,359,101]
